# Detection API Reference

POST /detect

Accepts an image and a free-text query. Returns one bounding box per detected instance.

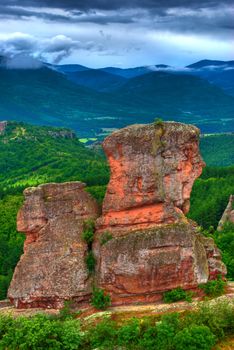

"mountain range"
[0,58,233,137]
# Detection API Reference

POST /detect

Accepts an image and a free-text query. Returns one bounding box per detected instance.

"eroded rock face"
[96,122,205,233]
[8,182,99,309]
[95,222,225,305]
[94,122,226,305]
[217,195,234,231]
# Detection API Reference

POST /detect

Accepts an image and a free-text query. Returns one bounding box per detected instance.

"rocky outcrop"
[94,122,226,305]
[9,122,226,309]
[96,122,205,234]
[8,182,99,309]
[217,195,234,231]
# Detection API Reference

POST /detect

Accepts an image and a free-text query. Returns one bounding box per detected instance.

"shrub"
[82,219,95,246]
[174,325,216,350]
[91,287,111,310]
[199,275,226,297]
[0,314,83,350]
[163,287,193,303]
[85,251,96,274]
[154,118,164,126]
[59,301,80,320]
[118,318,141,347]
[87,318,117,348]
[100,231,113,246]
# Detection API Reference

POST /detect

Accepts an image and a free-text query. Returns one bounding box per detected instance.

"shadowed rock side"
[217,195,234,231]
[96,122,205,234]
[8,182,99,309]
[94,122,226,305]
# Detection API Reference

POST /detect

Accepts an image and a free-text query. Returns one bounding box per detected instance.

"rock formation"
[8,122,226,309]
[96,122,205,233]
[8,182,99,309]
[217,195,234,231]
[94,122,226,305]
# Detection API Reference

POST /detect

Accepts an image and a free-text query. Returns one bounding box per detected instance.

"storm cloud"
[0,0,233,67]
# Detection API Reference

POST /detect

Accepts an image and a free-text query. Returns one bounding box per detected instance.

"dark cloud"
[0,0,233,11]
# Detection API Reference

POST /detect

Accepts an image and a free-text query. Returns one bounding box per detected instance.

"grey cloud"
[0,33,95,66]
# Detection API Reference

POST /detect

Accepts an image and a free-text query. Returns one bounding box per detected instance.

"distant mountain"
[51,63,90,73]
[60,69,127,92]
[100,65,170,79]
[187,59,234,69]
[0,64,234,135]
[186,60,234,95]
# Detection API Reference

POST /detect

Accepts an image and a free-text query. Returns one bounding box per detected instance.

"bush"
[91,287,111,310]
[85,251,96,274]
[174,325,216,350]
[0,314,83,350]
[82,219,95,246]
[163,287,193,303]
[87,318,117,349]
[117,318,141,346]
[199,275,226,297]
[59,301,80,320]
[100,231,113,246]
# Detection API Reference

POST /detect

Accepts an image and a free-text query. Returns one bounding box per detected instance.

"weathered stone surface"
[96,122,205,234]
[94,222,226,305]
[94,122,226,305]
[8,182,99,309]
[217,195,234,231]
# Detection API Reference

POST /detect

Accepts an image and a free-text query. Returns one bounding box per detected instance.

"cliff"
[8,122,226,309]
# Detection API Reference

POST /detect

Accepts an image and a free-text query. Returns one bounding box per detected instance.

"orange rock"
[8,182,99,309]
[96,122,205,234]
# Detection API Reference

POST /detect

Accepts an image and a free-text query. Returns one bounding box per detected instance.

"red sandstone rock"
[8,182,99,309]
[95,222,225,305]
[94,122,226,305]
[96,122,205,234]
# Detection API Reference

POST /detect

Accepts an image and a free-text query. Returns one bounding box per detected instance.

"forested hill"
[0,121,109,196]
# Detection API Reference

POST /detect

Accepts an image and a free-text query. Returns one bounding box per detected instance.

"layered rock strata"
[8,182,99,309]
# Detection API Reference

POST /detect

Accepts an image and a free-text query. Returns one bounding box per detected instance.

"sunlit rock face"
[94,122,226,305]
[8,182,99,309]
[96,122,205,234]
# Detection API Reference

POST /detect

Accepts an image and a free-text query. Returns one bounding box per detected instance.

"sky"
[0,0,233,68]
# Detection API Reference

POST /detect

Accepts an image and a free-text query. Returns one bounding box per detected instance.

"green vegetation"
[0,299,233,349]
[189,166,234,229]
[199,275,226,297]
[1,66,234,136]
[163,288,193,303]
[213,223,234,280]
[91,287,111,310]
[200,134,234,166]
[100,231,113,245]
[82,219,95,246]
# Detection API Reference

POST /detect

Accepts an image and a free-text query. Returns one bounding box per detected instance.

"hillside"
[0,66,234,135]
[63,69,127,92]
[0,121,109,194]
[200,134,234,166]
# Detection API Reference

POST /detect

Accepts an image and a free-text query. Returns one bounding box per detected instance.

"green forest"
[0,122,233,299]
